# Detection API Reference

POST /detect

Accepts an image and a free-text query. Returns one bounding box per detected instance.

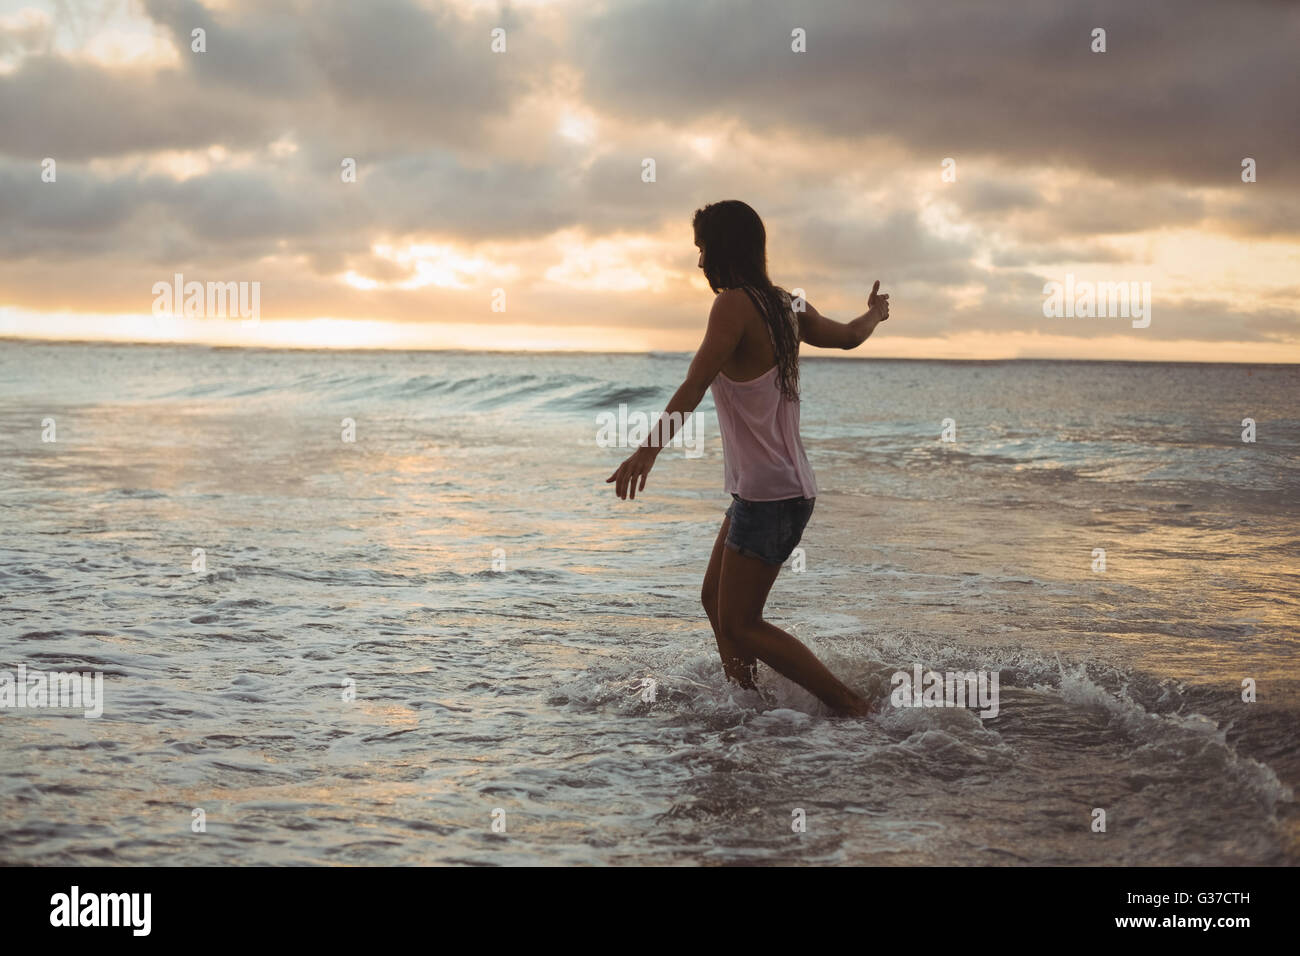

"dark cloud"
[953,179,1042,215]
[0,55,271,160]
[0,0,1295,348]
[787,210,977,285]
[0,0,551,162]
[575,0,1300,190]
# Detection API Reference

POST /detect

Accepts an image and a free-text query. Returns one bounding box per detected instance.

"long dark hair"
[691,200,800,401]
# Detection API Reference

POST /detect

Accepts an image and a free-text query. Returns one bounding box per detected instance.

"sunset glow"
[1,0,1296,361]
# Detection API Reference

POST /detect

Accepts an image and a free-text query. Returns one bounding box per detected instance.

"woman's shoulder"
[715,287,753,304]
[710,287,761,325]
[721,285,798,335]
[726,283,794,308]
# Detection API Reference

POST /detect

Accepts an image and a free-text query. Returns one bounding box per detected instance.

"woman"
[607,200,891,717]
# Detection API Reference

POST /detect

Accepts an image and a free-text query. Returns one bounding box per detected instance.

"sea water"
[0,340,1295,864]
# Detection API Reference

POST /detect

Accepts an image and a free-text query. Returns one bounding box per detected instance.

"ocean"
[0,339,1296,865]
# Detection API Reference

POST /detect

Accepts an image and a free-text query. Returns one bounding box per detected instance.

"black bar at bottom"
[0,865,1286,941]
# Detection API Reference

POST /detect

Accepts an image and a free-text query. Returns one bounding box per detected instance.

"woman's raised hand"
[868,280,890,323]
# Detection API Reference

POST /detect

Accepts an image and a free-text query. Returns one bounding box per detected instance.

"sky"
[1,0,1297,360]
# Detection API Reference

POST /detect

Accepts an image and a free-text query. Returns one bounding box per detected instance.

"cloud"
[0,0,1295,356]
[574,0,1300,190]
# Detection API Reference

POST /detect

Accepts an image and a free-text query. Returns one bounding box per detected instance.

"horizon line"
[4,334,1298,366]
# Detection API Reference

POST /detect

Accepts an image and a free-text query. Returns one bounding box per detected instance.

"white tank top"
[709,288,818,501]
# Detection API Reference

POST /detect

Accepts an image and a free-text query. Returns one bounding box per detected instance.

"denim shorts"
[724,494,816,566]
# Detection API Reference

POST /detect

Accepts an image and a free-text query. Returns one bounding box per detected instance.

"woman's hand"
[606,445,660,500]
[867,279,890,324]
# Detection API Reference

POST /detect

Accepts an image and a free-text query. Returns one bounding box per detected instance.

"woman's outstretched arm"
[606,290,748,499]
[797,279,891,349]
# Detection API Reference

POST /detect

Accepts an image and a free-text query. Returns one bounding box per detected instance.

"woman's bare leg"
[718,544,872,716]
[701,516,758,688]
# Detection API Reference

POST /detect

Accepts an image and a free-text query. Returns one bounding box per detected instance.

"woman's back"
[717,286,783,382]
[710,287,818,502]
